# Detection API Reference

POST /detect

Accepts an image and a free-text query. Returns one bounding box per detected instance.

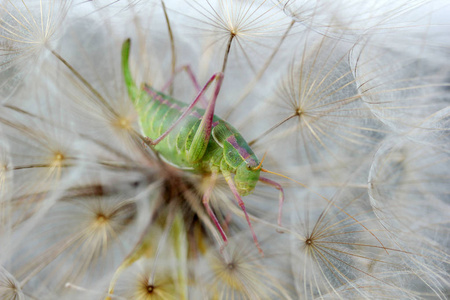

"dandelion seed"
[0,102,78,203]
[288,185,449,299]
[368,115,450,232]
[0,0,72,98]
[281,0,439,41]
[5,192,154,297]
[113,257,178,300]
[247,34,385,181]
[107,210,189,300]
[0,265,24,300]
[367,110,450,296]
[175,0,292,74]
[0,130,13,235]
[0,0,449,298]
[195,234,292,299]
[350,34,450,133]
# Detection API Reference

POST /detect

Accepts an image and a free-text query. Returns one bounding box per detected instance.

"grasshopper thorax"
[235,162,261,196]
[219,131,261,196]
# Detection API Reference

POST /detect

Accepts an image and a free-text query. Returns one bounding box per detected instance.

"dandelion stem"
[221,34,234,74]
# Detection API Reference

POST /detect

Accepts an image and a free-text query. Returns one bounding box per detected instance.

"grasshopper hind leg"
[160,65,208,109]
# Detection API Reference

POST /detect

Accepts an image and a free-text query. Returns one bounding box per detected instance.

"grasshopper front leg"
[223,170,264,255]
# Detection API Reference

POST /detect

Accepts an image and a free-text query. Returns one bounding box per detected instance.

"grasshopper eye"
[246,163,252,170]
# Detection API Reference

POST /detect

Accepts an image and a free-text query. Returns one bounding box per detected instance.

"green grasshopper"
[122,39,285,254]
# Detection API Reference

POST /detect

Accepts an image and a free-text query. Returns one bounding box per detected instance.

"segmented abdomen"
[136,86,221,170]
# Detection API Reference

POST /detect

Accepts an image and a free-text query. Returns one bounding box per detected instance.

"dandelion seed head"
[251,34,385,179]
[351,37,450,133]
[80,197,138,236]
[3,193,152,295]
[177,0,293,73]
[0,0,72,97]
[50,151,65,166]
[195,237,291,299]
[210,253,250,292]
[280,0,441,42]
[0,266,24,300]
[115,116,132,131]
[132,274,175,300]
[287,188,399,298]
[190,0,286,38]
[113,257,177,300]
[0,109,80,200]
[0,0,449,298]
[368,125,450,234]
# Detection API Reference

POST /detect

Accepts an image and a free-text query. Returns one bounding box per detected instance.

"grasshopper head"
[235,162,261,196]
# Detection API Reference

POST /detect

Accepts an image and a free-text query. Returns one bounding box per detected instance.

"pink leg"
[223,171,263,255]
[222,212,232,233]
[259,176,285,228]
[160,65,208,108]
[143,72,223,146]
[202,171,228,246]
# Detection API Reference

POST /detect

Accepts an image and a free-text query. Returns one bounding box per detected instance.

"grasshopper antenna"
[261,168,307,188]
[257,164,306,230]
[161,0,176,95]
